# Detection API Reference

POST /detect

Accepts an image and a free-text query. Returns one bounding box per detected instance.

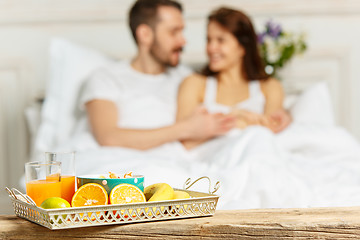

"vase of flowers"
[257,20,307,78]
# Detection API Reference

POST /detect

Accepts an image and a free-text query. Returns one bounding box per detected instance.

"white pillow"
[289,81,335,126]
[34,38,111,153]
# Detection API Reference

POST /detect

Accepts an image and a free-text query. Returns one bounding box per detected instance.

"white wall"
[1,0,360,214]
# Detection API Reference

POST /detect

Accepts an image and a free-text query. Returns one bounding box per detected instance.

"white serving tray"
[6,177,220,230]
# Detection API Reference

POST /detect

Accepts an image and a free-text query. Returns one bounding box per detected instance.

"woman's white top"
[203,76,266,114]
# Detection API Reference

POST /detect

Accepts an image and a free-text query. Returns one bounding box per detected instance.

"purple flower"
[265,20,282,38]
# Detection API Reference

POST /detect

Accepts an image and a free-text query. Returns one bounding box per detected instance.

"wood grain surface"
[1,207,360,239]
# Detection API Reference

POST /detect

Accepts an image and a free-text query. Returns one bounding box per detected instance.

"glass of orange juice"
[25,161,62,206]
[45,151,76,203]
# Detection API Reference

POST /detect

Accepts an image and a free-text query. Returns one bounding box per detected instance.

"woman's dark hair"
[129,0,182,44]
[203,7,268,81]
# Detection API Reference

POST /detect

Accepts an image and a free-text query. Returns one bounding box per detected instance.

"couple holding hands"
[81,0,291,151]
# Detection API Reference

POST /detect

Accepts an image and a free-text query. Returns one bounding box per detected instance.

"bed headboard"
[1,0,360,213]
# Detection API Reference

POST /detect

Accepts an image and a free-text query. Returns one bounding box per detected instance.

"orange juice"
[26,179,61,206]
[61,175,76,203]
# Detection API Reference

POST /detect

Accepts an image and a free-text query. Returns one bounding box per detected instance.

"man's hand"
[268,109,292,133]
[184,107,236,140]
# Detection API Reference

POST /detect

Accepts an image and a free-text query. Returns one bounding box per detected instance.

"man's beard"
[149,39,183,67]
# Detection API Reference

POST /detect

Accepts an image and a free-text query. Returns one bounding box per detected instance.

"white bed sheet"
[71,122,360,210]
[68,81,360,210]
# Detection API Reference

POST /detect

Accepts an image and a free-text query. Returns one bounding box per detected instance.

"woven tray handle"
[183,176,220,194]
[5,187,37,206]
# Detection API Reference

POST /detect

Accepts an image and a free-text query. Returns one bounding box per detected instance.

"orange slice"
[123,171,133,178]
[109,183,146,205]
[71,183,108,207]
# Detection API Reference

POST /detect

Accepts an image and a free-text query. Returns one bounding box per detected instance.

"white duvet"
[69,82,360,210]
[73,123,360,210]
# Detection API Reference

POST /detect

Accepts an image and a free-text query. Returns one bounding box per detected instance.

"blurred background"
[1,0,360,214]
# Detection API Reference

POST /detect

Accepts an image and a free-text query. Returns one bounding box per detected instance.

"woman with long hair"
[177,7,291,149]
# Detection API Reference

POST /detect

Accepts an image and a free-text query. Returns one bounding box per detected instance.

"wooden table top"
[1,207,360,239]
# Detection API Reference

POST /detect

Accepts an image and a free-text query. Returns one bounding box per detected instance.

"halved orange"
[109,183,146,205]
[109,184,146,218]
[71,183,108,207]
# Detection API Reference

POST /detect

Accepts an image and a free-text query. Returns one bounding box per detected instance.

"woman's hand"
[268,109,292,133]
[230,108,292,133]
[230,109,271,129]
